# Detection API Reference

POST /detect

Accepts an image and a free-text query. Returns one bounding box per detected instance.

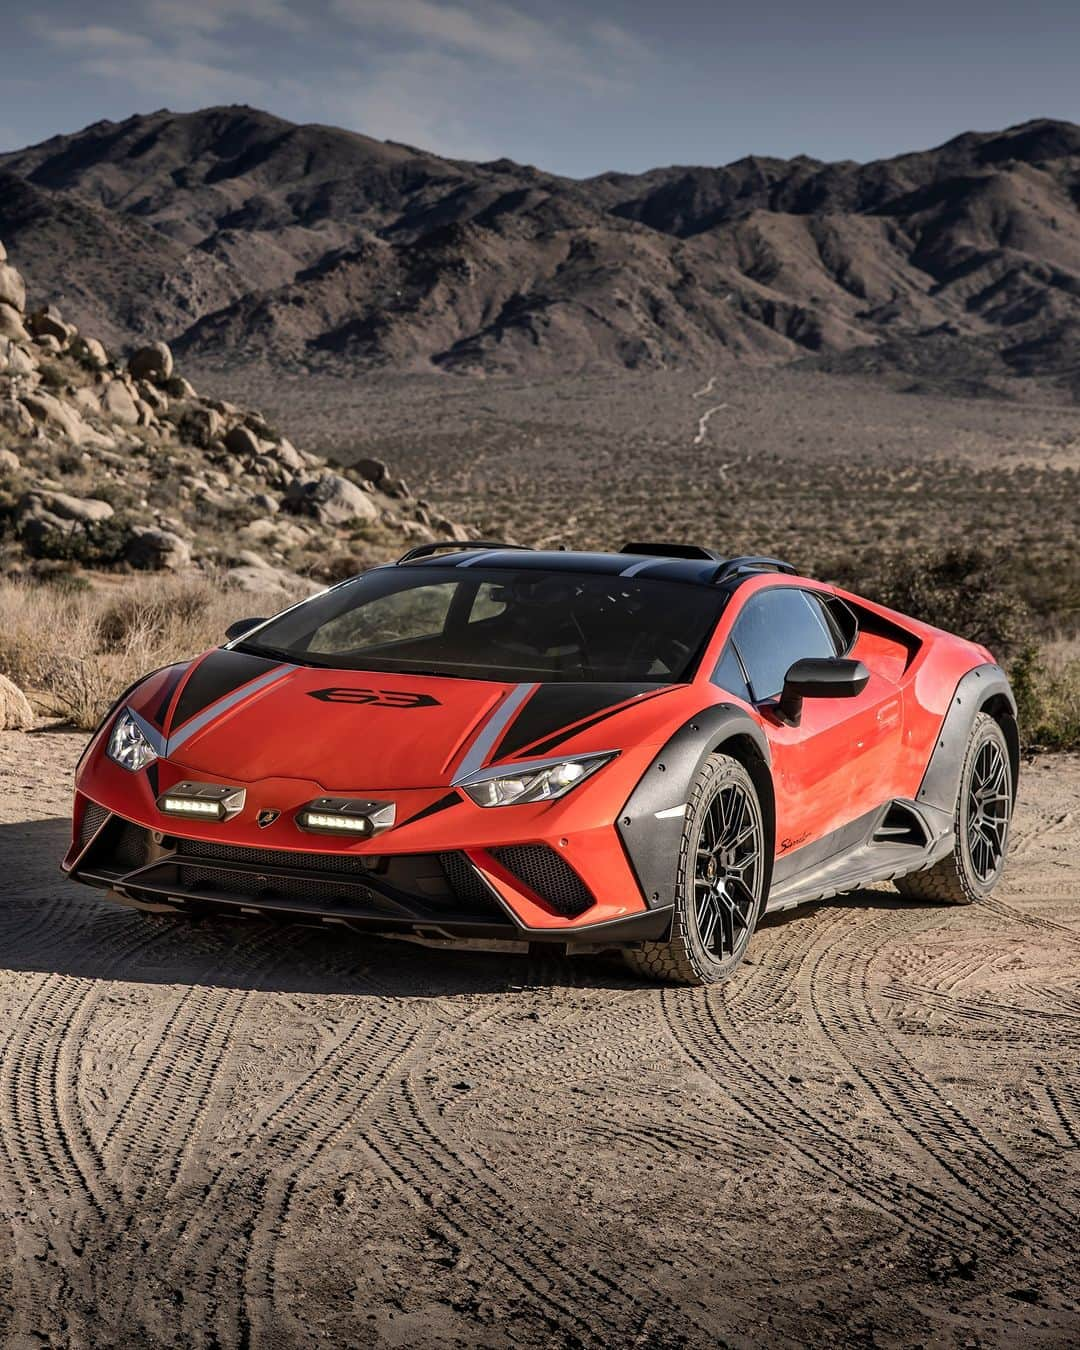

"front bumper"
[64,796,673,948]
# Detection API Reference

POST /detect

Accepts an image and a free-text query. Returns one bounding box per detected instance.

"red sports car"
[65,542,1018,985]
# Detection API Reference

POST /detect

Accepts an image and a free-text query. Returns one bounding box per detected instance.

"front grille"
[489,845,594,918]
[176,838,376,874]
[78,802,110,850]
[177,865,383,908]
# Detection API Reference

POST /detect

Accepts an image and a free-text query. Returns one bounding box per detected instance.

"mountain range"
[1,108,1078,385]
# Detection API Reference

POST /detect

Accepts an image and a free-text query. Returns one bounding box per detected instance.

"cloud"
[47,26,153,54]
[333,0,646,85]
[81,54,272,104]
[144,0,307,36]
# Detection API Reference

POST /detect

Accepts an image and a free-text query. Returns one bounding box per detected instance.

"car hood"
[131,648,671,792]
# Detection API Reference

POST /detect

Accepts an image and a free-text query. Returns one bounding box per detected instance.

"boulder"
[233,548,273,570]
[101,379,140,427]
[19,391,86,443]
[74,336,109,369]
[0,306,29,341]
[137,380,168,413]
[0,674,34,731]
[178,405,223,448]
[250,492,279,515]
[382,475,410,499]
[28,307,70,344]
[0,447,21,475]
[354,456,389,486]
[270,438,305,472]
[0,400,35,436]
[5,343,36,376]
[0,263,26,314]
[72,387,101,416]
[21,490,114,525]
[283,472,378,525]
[224,423,261,457]
[165,375,198,399]
[33,333,63,355]
[126,527,191,571]
[0,239,6,261]
[127,341,173,384]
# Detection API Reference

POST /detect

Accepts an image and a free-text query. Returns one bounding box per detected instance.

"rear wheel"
[623,754,766,985]
[896,712,1012,905]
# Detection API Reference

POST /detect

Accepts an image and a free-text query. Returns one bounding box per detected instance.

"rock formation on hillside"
[1,109,1078,388]
[0,237,466,588]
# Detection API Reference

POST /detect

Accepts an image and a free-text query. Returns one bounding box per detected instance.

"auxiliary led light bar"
[157,782,247,822]
[296,798,396,838]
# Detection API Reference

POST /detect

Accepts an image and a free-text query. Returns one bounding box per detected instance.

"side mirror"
[225,617,267,642]
[776,657,869,727]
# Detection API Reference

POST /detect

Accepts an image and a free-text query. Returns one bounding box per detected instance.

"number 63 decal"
[307,688,441,708]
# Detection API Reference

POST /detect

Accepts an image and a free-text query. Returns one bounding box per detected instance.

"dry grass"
[1019,632,1080,751]
[0,575,303,730]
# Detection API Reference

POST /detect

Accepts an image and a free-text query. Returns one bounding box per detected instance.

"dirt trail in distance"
[0,730,1077,1348]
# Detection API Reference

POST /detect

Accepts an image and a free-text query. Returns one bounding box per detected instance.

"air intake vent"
[873,802,928,848]
[78,802,110,850]
[439,851,494,906]
[489,845,595,917]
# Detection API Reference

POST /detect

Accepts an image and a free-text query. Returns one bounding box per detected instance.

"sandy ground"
[0,729,1077,1349]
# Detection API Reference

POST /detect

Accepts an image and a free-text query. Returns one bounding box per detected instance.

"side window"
[730,588,839,701]
[467,582,509,624]
[712,642,751,702]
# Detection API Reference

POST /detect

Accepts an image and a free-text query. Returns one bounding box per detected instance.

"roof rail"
[396,540,533,564]
[619,542,726,562]
[713,555,798,583]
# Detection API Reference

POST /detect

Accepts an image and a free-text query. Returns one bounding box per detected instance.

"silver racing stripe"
[452,682,538,782]
[166,664,297,755]
[619,557,661,577]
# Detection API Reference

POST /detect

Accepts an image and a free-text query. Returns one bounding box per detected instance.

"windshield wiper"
[232,641,335,668]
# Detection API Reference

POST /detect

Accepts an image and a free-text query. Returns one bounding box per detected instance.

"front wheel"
[623,753,766,986]
[896,712,1013,905]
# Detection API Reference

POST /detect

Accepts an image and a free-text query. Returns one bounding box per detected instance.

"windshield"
[237,566,726,683]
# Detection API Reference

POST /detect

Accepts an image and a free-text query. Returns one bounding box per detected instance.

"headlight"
[107,710,159,773]
[459,751,617,807]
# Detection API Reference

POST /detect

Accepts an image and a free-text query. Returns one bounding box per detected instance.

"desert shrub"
[0,573,306,730]
[36,361,70,393]
[855,547,1035,662]
[1011,640,1080,751]
[25,518,133,567]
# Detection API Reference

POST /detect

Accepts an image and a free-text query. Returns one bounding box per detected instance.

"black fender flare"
[915,663,1018,829]
[617,704,772,911]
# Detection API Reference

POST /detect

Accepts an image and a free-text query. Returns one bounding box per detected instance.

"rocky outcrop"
[0,673,34,730]
[0,235,466,583]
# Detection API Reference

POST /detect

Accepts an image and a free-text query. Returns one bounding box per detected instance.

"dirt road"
[0,729,1077,1348]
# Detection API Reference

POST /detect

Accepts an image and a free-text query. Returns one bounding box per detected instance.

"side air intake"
[873,802,929,848]
[488,845,595,918]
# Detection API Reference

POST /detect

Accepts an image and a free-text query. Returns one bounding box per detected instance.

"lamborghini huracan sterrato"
[65,542,1019,985]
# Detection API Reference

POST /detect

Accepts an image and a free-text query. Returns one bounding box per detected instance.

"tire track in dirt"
[0,903,218,1344]
[659,902,988,1248]
[239,1009,429,1348]
[983,897,1080,945]
[798,901,1078,1250]
[361,1049,625,1344]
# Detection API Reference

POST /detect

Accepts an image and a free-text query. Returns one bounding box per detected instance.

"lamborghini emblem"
[257,809,280,828]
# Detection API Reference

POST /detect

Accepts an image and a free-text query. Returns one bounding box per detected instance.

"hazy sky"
[2,1,1077,175]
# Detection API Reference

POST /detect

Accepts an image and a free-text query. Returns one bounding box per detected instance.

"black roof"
[392,541,798,587]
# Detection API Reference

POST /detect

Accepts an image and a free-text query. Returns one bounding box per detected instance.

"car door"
[724,585,903,856]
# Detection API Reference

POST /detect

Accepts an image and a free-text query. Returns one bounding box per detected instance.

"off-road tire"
[896,712,1012,905]
[623,753,766,986]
